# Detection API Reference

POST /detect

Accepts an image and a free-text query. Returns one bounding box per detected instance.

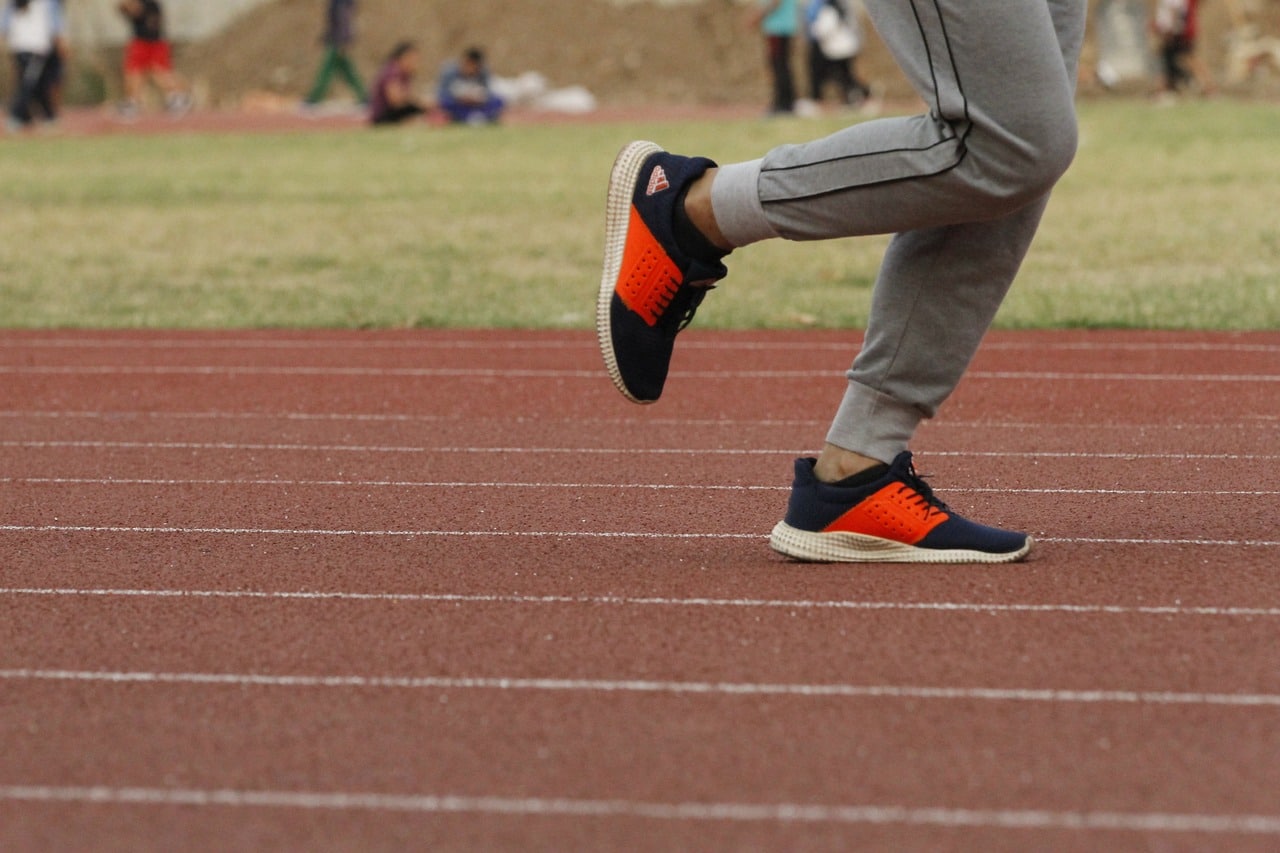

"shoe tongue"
[832,462,891,489]
[830,450,914,488]
[883,450,918,478]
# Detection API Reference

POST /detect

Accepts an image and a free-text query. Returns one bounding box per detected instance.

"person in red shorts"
[117,0,189,116]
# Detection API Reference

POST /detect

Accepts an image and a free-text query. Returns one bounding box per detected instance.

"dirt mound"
[13,0,1276,110]
[180,0,909,108]
[179,0,1280,109]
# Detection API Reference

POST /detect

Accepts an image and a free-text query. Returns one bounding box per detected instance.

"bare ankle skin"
[814,443,885,483]
[683,168,733,251]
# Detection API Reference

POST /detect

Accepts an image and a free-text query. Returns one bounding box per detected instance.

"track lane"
[2,328,1277,851]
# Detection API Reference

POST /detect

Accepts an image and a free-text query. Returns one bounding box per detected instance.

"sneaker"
[165,92,193,116]
[597,141,728,404]
[770,452,1032,564]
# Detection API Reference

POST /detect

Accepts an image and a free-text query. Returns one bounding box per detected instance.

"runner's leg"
[710,0,1086,465]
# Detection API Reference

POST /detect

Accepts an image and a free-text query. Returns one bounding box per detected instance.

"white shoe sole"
[596,140,663,405]
[769,521,1033,564]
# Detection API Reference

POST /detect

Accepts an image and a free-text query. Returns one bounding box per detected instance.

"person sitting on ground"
[437,46,504,124]
[368,40,429,126]
[117,0,190,116]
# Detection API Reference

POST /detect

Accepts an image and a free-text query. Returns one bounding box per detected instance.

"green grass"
[2,99,1277,329]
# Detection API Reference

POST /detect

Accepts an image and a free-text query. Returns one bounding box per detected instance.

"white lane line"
[2,411,1274,430]
[0,525,760,540]
[4,588,1279,618]
[2,440,1275,461]
[2,786,1279,834]
[0,339,600,351]
[0,477,788,492]
[2,365,1277,382]
[0,440,806,455]
[1,337,1276,354]
[1,525,1277,547]
[3,669,1280,707]
[0,410,460,424]
[959,487,1278,497]
[3,477,1275,497]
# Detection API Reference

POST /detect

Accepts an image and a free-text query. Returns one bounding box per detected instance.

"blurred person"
[437,46,504,124]
[805,0,871,108]
[597,0,1085,564]
[1153,0,1216,96]
[305,0,367,106]
[748,0,799,115]
[2,0,65,132]
[117,0,190,116]
[369,40,428,125]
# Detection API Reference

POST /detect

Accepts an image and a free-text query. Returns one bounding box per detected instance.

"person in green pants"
[305,0,365,106]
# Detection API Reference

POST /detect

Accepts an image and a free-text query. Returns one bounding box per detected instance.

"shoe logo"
[646,166,671,196]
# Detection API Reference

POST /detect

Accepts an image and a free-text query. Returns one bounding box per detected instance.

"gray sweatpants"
[712,0,1086,463]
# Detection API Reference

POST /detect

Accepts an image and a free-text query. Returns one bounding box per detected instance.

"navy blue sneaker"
[597,141,728,404]
[770,452,1032,564]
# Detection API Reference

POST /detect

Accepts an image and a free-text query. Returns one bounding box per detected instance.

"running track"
[2,328,1278,851]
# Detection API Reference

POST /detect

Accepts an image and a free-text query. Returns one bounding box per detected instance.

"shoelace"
[897,460,952,518]
[660,284,715,337]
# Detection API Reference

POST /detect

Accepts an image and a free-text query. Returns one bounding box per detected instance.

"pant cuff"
[824,380,925,464]
[710,159,779,247]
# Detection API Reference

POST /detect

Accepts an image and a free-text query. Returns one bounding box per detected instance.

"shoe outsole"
[769,521,1033,564]
[597,140,664,405]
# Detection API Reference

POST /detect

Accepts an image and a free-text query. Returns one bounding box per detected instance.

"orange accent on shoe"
[822,482,950,545]
[616,205,682,327]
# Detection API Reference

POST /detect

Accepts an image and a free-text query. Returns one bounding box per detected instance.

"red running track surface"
[1,328,1278,851]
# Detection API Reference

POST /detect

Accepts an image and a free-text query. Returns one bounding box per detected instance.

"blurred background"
[3,0,1278,112]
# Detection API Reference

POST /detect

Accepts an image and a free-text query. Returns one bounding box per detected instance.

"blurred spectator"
[2,0,66,132]
[748,0,799,115]
[369,40,428,125]
[305,0,367,106]
[1153,0,1215,96]
[118,0,191,116]
[438,46,504,124]
[805,0,870,108]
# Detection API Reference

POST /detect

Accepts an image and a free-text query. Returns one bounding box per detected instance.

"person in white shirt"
[2,0,65,131]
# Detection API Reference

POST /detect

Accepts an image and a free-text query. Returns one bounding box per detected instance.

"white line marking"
[0,440,804,455]
[2,440,1275,461]
[2,785,1279,834]
[1037,537,1280,547]
[1,336,1276,354]
[1,525,1276,547]
[3,588,1278,617]
[3,669,1280,707]
[0,410,460,424]
[2,411,1274,431]
[0,339,601,351]
[2,365,1277,382]
[959,487,1277,497]
[973,371,1279,383]
[0,477,788,491]
[2,476,1275,497]
[0,525,760,540]
[0,524,1275,547]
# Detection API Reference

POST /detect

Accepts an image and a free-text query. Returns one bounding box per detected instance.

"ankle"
[814,443,886,484]
[673,182,728,264]
[681,169,733,252]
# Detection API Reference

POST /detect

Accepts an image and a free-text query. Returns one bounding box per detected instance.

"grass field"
[2,99,1277,330]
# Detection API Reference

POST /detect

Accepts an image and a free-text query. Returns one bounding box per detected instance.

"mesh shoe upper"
[600,143,727,403]
[780,452,1029,555]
